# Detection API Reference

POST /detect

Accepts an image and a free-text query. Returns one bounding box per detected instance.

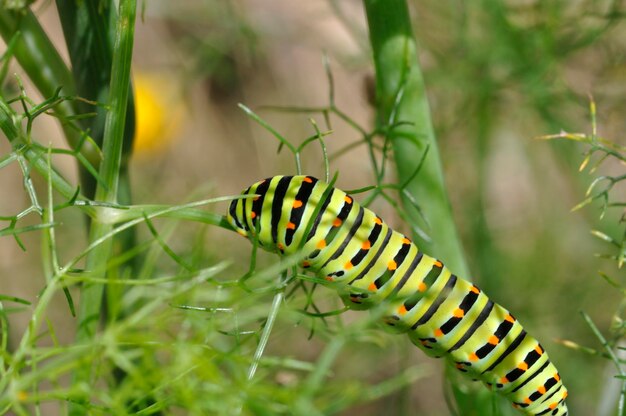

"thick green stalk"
[71,0,136,412]
[75,0,136,345]
[363,0,469,278]
[362,2,510,413]
[55,1,136,199]
[56,0,137,326]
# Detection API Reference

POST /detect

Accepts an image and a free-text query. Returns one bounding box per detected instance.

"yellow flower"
[132,72,184,156]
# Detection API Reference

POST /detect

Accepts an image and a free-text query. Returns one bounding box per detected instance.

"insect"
[227,175,568,416]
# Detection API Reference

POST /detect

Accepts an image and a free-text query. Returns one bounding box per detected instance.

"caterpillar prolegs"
[227,175,568,416]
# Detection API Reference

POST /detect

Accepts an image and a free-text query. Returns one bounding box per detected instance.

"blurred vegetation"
[0,1,625,415]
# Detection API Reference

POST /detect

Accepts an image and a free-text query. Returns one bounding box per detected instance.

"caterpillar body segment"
[227,175,568,416]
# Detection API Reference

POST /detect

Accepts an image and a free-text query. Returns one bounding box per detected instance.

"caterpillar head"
[227,178,270,244]
[227,197,249,238]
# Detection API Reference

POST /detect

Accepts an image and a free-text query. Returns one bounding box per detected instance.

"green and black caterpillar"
[227,175,568,416]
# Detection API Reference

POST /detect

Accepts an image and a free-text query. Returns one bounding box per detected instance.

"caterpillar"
[227,175,568,416]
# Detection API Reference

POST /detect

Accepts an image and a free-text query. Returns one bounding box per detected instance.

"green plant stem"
[247,288,284,378]
[0,9,74,99]
[363,0,469,277]
[581,311,626,416]
[56,0,138,330]
[0,8,100,167]
[0,99,96,218]
[363,1,484,413]
[55,1,136,200]
[70,0,137,413]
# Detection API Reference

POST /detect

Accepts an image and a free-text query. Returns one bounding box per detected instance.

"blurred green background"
[1,1,625,415]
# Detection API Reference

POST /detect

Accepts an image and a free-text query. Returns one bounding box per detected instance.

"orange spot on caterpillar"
[505,314,515,323]
[470,286,480,294]
[538,386,546,394]
[434,328,443,337]
[562,391,568,399]
[303,177,313,183]
[402,237,411,245]
[345,261,353,270]
[250,211,257,219]
[500,376,509,385]
[362,240,371,250]
[253,196,260,201]
[374,217,383,225]
[302,261,310,268]
[535,345,543,355]
[469,353,479,362]
[388,260,397,271]
[325,276,334,282]
[453,308,464,318]
[317,240,326,249]
[293,200,303,208]
[344,196,353,204]
[368,283,378,291]
[418,282,427,292]
[333,218,342,227]
[398,304,408,315]
[548,402,557,410]
[433,260,443,268]
[524,397,532,405]
[554,373,560,382]
[488,335,500,345]
[277,243,284,251]
[518,362,529,371]
[286,222,296,230]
